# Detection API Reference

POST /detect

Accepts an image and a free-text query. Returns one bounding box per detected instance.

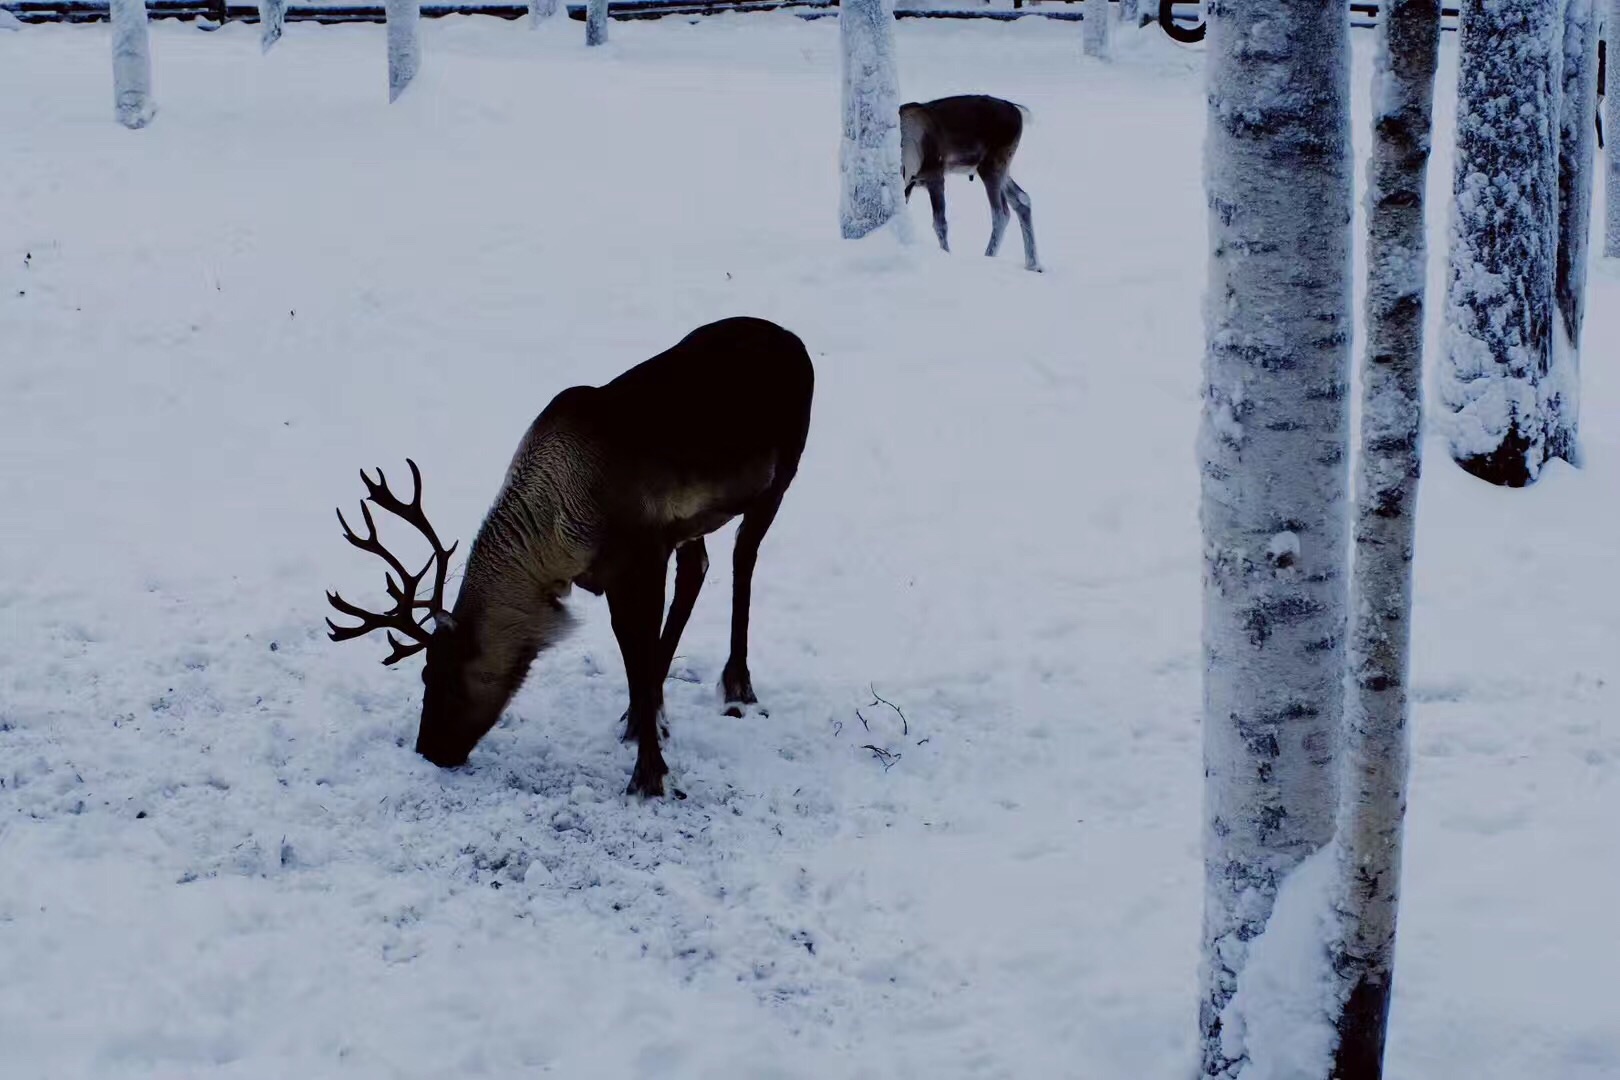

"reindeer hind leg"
[1004,177,1041,272]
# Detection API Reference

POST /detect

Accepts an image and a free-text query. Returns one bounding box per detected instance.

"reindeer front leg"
[606,550,672,797]
[981,165,1011,258]
[618,538,708,744]
[925,177,949,252]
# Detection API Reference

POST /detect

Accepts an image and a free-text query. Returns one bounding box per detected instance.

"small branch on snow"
[860,744,901,771]
[856,684,908,736]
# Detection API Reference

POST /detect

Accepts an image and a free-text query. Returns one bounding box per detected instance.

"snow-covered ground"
[2,17,1617,1079]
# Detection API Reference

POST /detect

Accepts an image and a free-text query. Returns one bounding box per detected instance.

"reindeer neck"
[452,467,591,627]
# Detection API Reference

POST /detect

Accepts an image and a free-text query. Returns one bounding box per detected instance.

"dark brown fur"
[330,317,814,797]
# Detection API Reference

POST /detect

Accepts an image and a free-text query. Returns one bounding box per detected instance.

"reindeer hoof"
[626,758,669,798]
[723,701,768,719]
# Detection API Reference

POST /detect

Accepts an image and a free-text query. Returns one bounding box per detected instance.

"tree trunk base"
[1331,972,1394,1080]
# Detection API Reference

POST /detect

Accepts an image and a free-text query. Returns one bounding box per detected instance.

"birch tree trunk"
[1326,3,1440,1077]
[1120,0,1143,29]
[1440,0,1563,486]
[839,0,904,239]
[386,0,420,102]
[110,0,155,129]
[1084,0,1112,58]
[1608,12,1619,257]
[259,0,286,52]
[1197,0,1352,1075]
[1552,0,1599,463]
[530,0,559,24]
[586,0,609,45]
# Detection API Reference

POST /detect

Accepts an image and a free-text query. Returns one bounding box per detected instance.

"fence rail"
[0,0,1466,28]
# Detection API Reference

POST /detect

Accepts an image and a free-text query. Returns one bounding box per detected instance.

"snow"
[1,18,1618,1080]
[1218,845,1340,1080]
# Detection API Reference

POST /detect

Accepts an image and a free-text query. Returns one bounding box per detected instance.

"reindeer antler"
[326,458,459,665]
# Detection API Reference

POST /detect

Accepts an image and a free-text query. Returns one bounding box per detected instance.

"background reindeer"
[900,94,1042,273]
[327,316,814,797]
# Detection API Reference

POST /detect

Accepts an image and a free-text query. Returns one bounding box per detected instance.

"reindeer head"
[326,460,508,768]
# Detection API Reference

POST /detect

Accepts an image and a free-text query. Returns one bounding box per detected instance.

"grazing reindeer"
[900,95,1042,272]
[327,317,814,798]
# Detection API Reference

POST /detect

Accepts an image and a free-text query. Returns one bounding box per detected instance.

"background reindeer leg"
[1004,177,1040,271]
[980,160,1011,258]
[926,176,949,251]
[607,547,672,796]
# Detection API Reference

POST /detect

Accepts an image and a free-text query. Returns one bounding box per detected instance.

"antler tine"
[354,458,457,614]
[381,631,427,666]
[335,504,419,599]
[328,459,458,662]
[325,590,432,644]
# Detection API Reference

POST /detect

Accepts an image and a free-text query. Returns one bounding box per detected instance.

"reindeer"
[326,317,814,798]
[900,95,1042,273]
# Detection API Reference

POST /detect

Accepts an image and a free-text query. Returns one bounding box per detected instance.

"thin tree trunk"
[386,0,420,102]
[1608,9,1619,257]
[1553,0,1599,463]
[1084,0,1112,57]
[1120,0,1142,28]
[110,0,155,129]
[1440,0,1563,486]
[1327,3,1440,1078]
[839,0,904,239]
[529,0,558,23]
[259,0,285,51]
[1197,0,1353,1075]
[585,0,609,44]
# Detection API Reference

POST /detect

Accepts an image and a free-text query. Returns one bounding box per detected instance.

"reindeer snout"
[415,736,469,769]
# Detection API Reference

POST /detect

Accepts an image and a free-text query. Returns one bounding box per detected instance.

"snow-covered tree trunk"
[839,0,904,239]
[1326,2,1440,1077]
[1440,0,1564,486]
[1197,0,1353,1075]
[585,0,609,45]
[110,0,155,129]
[1120,0,1144,29]
[1552,0,1599,463]
[259,0,286,52]
[386,0,420,102]
[1608,9,1619,257]
[1084,0,1112,57]
[530,0,559,24]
